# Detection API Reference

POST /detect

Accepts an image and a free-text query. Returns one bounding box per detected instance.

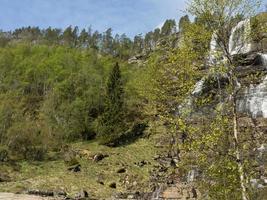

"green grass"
[0,138,159,199]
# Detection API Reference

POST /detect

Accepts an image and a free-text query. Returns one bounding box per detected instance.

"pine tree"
[97,62,125,145]
[102,28,114,54]
[178,15,190,32]
[161,19,176,37]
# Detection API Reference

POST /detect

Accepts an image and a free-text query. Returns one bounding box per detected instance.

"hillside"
[1,1,267,200]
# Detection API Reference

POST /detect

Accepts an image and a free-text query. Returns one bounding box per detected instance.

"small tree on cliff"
[97,62,126,145]
[187,0,261,199]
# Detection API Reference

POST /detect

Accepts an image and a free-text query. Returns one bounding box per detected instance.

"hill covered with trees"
[0,0,267,199]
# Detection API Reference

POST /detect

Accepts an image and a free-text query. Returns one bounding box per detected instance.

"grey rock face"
[237,54,267,118]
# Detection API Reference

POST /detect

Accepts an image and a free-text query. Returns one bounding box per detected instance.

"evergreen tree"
[133,34,144,54]
[161,19,176,36]
[118,34,133,59]
[43,27,61,45]
[102,28,114,54]
[178,15,190,32]
[78,28,89,48]
[144,31,153,51]
[90,31,101,50]
[97,62,126,145]
[153,28,161,47]
[62,26,78,47]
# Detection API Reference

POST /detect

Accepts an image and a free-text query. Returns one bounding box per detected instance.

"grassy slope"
[0,138,159,199]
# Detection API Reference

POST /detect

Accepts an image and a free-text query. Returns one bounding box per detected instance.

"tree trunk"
[232,93,249,200]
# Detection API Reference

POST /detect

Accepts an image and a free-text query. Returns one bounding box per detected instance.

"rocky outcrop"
[176,14,267,199]
[128,53,148,66]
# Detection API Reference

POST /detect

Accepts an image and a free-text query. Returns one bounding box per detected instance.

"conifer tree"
[97,62,125,145]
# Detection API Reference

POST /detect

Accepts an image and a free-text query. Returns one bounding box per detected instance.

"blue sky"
[0,0,266,38]
[0,0,187,37]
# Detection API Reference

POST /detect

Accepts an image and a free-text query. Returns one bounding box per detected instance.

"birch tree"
[187,1,261,199]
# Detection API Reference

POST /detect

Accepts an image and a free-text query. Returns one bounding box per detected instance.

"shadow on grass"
[108,123,148,147]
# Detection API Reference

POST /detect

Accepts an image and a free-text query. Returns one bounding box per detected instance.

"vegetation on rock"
[0,0,267,199]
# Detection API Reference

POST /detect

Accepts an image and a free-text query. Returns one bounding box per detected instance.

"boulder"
[93,153,108,162]
[96,180,104,185]
[233,53,265,66]
[74,190,89,199]
[109,182,117,189]
[68,164,81,172]
[116,168,126,173]
[27,189,54,197]
[135,160,149,167]
[77,149,92,160]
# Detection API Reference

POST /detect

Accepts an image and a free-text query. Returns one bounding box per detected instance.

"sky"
[0,0,266,38]
[0,0,187,37]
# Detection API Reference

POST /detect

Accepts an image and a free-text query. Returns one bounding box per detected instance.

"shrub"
[0,146,9,162]
[7,121,46,161]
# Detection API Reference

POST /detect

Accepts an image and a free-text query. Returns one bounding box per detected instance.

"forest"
[0,0,267,199]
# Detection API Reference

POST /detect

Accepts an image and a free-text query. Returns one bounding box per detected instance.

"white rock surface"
[237,54,267,118]
[229,19,252,55]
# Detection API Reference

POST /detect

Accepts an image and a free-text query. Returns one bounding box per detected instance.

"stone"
[93,153,108,162]
[96,180,104,185]
[237,73,267,118]
[67,164,81,172]
[132,181,137,186]
[127,194,135,199]
[55,190,67,197]
[135,160,148,167]
[96,174,105,185]
[128,53,147,65]
[153,155,160,160]
[74,190,89,199]
[109,182,117,189]
[170,159,177,167]
[117,168,126,173]
[78,149,92,160]
[27,189,54,197]
[192,187,198,198]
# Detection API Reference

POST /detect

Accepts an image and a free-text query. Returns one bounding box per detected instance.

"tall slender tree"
[97,62,126,145]
[187,0,261,199]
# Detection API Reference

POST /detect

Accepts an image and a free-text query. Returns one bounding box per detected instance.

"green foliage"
[251,12,267,44]
[41,58,104,141]
[0,17,185,59]
[7,120,47,161]
[161,19,176,37]
[179,15,191,32]
[0,42,139,159]
[0,5,265,199]
[133,1,264,199]
[96,63,127,145]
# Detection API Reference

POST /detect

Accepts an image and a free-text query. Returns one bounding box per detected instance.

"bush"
[7,121,46,161]
[0,146,9,162]
[41,69,103,142]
